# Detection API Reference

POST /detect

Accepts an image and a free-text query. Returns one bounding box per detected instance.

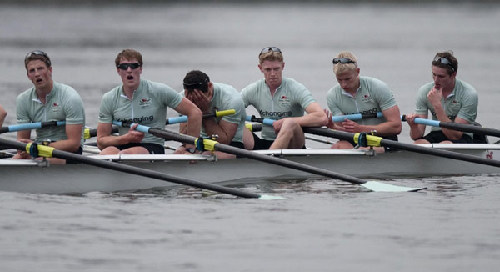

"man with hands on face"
[177,70,250,158]
[405,51,480,144]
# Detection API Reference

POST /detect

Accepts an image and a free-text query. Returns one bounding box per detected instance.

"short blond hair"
[333,51,358,75]
[259,51,283,64]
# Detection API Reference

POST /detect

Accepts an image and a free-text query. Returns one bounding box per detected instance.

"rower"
[13,50,85,162]
[177,70,251,158]
[405,51,486,144]
[325,51,402,152]
[96,49,202,155]
[241,46,327,150]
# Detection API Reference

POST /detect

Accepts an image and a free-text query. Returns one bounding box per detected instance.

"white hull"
[1,144,499,194]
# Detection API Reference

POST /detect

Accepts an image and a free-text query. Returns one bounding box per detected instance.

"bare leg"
[270,119,305,149]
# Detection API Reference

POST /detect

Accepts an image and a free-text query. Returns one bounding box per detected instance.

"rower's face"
[432,65,455,90]
[259,60,284,86]
[117,58,142,88]
[26,60,52,89]
[335,69,359,92]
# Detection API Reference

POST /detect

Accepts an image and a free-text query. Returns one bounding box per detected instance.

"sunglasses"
[259,47,282,55]
[433,57,455,72]
[183,82,208,93]
[117,63,141,70]
[332,58,356,64]
[25,50,51,66]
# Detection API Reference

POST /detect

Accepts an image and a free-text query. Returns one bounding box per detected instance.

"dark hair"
[24,50,51,69]
[115,48,143,67]
[183,70,210,93]
[432,51,457,75]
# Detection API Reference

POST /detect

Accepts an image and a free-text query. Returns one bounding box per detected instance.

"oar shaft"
[145,127,366,185]
[412,117,500,138]
[166,109,237,125]
[303,127,500,168]
[331,112,383,123]
[0,137,262,199]
[0,121,66,134]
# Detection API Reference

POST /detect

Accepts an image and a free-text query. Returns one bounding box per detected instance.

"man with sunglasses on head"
[177,70,251,158]
[241,47,328,150]
[97,49,202,154]
[325,51,402,151]
[405,51,482,144]
[13,50,85,161]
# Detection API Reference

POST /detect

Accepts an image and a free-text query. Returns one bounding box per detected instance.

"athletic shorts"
[251,133,306,150]
[419,131,473,144]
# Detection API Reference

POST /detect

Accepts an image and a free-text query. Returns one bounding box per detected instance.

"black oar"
[84,126,119,140]
[0,121,65,134]
[303,127,500,168]
[114,121,424,192]
[402,115,500,138]
[0,137,281,199]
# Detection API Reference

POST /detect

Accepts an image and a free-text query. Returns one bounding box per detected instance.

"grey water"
[1,2,500,271]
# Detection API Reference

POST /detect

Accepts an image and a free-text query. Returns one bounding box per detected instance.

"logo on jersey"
[361,93,373,103]
[139,97,152,107]
[278,95,291,107]
[258,110,293,118]
[51,101,61,113]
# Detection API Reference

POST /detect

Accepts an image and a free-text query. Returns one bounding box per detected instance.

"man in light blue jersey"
[325,51,402,150]
[14,50,85,161]
[241,47,327,150]
[178,70,251,158]
[97,49,202,154]
[405,51,484,144]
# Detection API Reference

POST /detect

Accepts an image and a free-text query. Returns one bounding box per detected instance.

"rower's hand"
[13,138,33,159]
[186,89,211,114]
[272,118,284,134]
[339,119,362,133]
[427,87,443,109]
[324,109,334,129]
[125,123,144,143]
[405,113,418,126]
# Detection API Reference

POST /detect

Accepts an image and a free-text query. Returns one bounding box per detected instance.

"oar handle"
[246,115,275,126]
[331,112,383,123]
[0,121,66,134]
[403,115,500,138]
[166,109,237,125]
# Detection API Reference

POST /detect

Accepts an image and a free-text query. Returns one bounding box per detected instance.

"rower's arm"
[50,123,83,153]
[406,113,427,140]
[202,118,238,145]
[297,102,328,127]
[174,98,202,139]
[373,105,402,136]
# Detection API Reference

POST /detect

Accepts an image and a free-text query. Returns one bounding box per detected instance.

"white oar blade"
[258,194,286,200]
[362,181,424,192]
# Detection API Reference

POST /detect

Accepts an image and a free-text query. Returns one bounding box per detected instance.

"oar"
[0,121,66,134]
[114,121,424,192]
[166,109,236,125]
[331,112,383,122]
[402,115,500,138]
[84,126,119,140]
[303,127,500,168]
[245,122,262,132]
[0,137,281,199]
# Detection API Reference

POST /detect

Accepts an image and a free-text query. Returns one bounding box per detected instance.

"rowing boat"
[1,144,499,194]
